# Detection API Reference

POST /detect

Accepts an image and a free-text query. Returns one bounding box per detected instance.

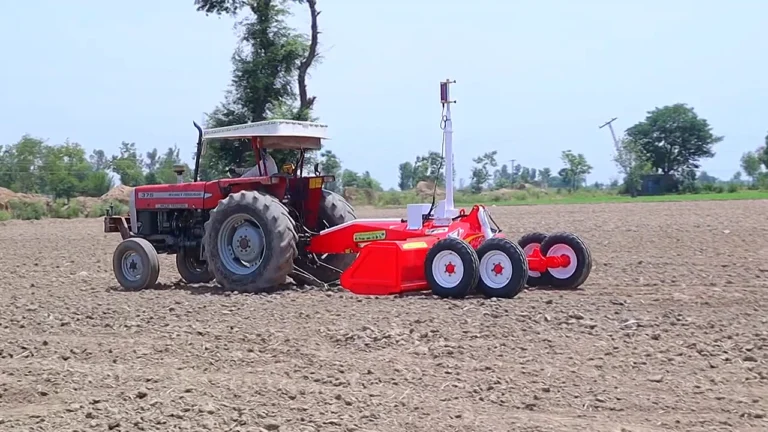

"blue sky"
[2,0,767,189]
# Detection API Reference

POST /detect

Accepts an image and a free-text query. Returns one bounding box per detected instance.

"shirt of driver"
[242,154,279,177]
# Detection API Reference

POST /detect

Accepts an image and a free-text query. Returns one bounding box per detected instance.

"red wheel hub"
[444,262,456,275]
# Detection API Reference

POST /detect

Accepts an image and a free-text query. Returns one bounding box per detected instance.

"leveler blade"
[339,237,438,295]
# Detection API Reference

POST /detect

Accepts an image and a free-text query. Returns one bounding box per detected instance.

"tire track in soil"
[0,200,767,431]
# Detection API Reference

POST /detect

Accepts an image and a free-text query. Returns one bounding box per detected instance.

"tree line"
[0,136,192,201]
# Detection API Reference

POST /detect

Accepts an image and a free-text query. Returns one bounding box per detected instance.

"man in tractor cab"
[239,148,279,178]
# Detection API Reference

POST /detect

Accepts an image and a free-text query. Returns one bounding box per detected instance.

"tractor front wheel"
[176,247,214,284]
[424,237,479,299]
[204,191,298,293]
[538,232,592,289]
[476,237,528,298]
[112,237,160,291]
[292,190,356,286]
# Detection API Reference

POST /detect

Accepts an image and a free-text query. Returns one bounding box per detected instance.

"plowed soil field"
[1,200,767,432]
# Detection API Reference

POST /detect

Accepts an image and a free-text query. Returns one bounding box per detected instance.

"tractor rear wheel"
[112,237,160,291]
[538,232,592,289]
[424,237,479,299]
[176,247,214,284]
[292,190,356,286]
[518,232,552,287]
[204,191,298,293]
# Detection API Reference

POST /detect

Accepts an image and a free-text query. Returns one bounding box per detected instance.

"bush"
[0,211,10,222]
[50,201,83,219]
[88,201,128,218]
[727,182,739,193]
[8,200,46,220]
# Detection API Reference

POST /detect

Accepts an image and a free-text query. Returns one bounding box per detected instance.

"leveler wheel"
[518,232,552,287]
[292,190,357,286]
[538,232,592,289]
[176,247,214,284]
[203,191,298,293]
[424,237,480,299]
[112,237,160,291]
[475,237,529,299]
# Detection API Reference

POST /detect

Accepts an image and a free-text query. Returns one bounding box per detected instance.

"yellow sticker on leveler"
[402,241,428,249]
[353,230,386,242]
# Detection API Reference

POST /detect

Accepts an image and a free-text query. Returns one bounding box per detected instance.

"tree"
[493,164,512,189]
[411,151,445,186]
[612,137,652,196]
[469,151,498,193]
[195,0,322,179]
[740,151,762,184]
[538,167,552,189]
[111,141,145,187]
[398,161,414,191]
[358,171,383,191]
[559,150,592,191]
[341,169,360,188]
[625,103,722,175]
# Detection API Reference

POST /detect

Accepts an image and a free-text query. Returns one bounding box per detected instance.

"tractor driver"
[242,148,279,178]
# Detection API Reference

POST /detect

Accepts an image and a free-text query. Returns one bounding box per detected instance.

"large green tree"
[559,150,592,191]
[625,103,722,175]
[195,0,321,180]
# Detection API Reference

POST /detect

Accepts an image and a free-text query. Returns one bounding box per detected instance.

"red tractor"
[105,80,592,298]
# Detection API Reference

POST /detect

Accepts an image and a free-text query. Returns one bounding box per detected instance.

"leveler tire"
[204,191,298,293]
[538,232,592,290]
[112,237,160,291]
[518,232,552,287]
[424,237,480,299]
[292,190,357,286]
[476,237,529,299]
[175,247,214,284]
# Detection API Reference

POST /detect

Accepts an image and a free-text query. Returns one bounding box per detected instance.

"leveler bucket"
[339,237,438,295]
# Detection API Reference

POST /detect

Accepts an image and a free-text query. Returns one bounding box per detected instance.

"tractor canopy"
[201,120,329,150]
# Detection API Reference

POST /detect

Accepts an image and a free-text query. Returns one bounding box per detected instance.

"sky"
[2,0,767,189]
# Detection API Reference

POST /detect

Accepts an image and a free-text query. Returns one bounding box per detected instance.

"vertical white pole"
[441,80,455,211]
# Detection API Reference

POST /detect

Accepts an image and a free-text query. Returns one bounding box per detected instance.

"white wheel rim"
[121,251,143,282]
[546,244,577,279]
[217,214,266,275]
[479,250,513,289]
[522,243,541,277]
[431,250,464,288]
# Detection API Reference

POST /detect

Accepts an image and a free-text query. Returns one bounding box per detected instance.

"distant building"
[639,174,678,195]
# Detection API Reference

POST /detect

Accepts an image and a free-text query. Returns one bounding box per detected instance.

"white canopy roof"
[202,120,329,150]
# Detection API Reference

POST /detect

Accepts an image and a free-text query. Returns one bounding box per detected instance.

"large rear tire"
[204,191,298,293]
[112,237,160,291]
[292,190,356,286]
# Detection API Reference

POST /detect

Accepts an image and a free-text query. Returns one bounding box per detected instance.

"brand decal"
[425,227,448,235]
[448,227,465,239]
[353,230,386,242]
[137,192,212,199]
[155,203,190,209]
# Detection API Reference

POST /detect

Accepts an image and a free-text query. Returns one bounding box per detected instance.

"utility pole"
[599,117,620,147]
